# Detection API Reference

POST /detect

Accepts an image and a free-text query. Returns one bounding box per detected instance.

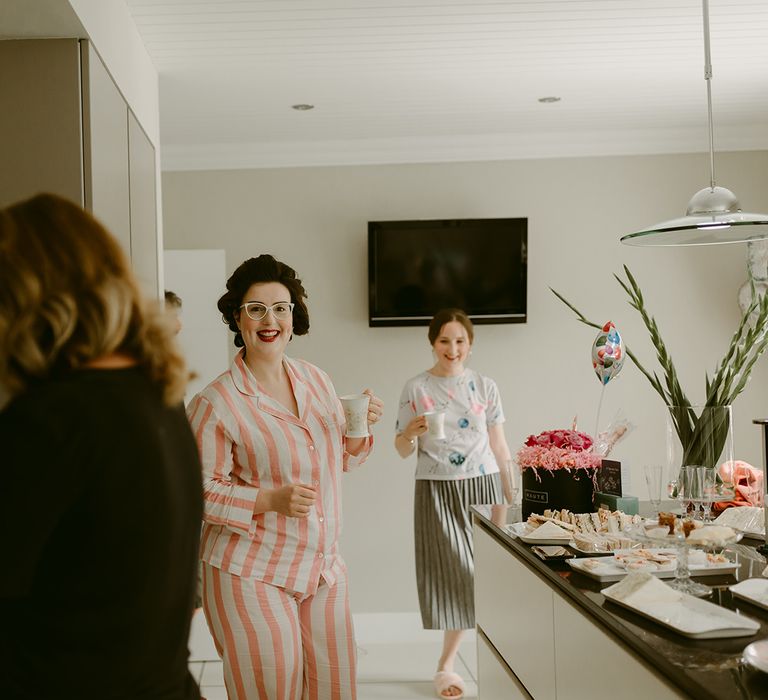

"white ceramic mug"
[339,394,370,438]
[423,410,446,439]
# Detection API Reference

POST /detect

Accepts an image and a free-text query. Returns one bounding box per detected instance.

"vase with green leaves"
[666,404,733,475]
[665,404,734,506]
[552,266,768,480]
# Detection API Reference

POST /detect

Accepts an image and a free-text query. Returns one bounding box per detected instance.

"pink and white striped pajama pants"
[201,563,357,700]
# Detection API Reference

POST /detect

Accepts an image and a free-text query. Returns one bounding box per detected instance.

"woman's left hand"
[363,388,384,429]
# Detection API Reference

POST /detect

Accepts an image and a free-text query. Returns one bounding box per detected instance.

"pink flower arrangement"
[516,429,602,474]
[525,429,593,451]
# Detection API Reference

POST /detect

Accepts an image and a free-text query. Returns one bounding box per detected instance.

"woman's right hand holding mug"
[404,414,428,442]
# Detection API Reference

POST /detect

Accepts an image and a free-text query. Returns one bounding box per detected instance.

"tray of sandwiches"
[568,548,737,582]
[512,508,646,554]
[603,571,760,639]
[507,520,573,545]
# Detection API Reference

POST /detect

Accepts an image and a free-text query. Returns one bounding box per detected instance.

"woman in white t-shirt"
[395,309,515,700]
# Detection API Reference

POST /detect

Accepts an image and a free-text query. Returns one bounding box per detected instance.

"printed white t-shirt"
[396,368,505,480]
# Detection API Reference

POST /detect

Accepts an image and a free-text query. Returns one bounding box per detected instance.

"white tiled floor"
[189,611,478,699]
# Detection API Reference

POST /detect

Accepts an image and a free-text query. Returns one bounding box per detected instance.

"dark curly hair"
[427,308,474,345]
[217,255,309,348]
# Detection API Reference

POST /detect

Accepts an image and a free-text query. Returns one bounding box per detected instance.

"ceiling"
[126,1,768,169]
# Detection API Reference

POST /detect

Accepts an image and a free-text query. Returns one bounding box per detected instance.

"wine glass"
[643,465,664,517]
[674,467,691,516]
[505,461,520,506]
[700,467,717,522]
[684,465,704,520]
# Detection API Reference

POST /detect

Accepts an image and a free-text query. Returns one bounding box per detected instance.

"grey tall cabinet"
[0,38,159,297]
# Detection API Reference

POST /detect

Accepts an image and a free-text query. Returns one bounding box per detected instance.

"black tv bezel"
[368,217,527,328]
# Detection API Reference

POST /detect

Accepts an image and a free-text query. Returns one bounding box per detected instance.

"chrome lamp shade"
[622,186,768,247]
[621,0,768,248]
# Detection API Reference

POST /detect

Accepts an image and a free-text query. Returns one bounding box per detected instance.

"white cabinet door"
[0,39,83,207]
[474,524,556,700]
[128,112,158,297]
[553,595,683,699]
[477,631,531,700]
[82,41,130,257]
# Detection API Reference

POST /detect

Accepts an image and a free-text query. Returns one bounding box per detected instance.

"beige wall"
[162,150,768,613]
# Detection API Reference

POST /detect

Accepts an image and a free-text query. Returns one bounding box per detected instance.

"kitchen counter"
[472,504,768,699]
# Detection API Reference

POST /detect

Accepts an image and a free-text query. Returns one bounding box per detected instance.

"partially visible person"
[163,289,204,608]
[187,254,383,700]
[395,308,514,700]
[165,289,183,335]
[0,193,203,699]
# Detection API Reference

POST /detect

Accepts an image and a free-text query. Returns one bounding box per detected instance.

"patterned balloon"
[591,321,625,385]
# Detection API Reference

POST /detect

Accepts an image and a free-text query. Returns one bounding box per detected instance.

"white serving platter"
[568,549,737,583]
[569,553,674,582]
[729,578,768,612]
[739,529,767,540]
[506,521,573,545]
[569,539,637,556]
[603,573,760,639]
[714,507,765,539]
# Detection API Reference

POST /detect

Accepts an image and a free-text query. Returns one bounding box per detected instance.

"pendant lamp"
[621,0,768,247]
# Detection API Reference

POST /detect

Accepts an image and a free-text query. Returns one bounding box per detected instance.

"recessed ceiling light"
[538,96,561,103]
[291,104,315,111]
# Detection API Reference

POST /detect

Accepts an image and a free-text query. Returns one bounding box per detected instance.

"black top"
[0,368,203,699]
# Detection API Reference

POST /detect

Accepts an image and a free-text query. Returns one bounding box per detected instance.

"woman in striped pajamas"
[395,309,515,700]
[187,254,382,700]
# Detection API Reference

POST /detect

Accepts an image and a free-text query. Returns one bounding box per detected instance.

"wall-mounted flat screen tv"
[368,218,527,327]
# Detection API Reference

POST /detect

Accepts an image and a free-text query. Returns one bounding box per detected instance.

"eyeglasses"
[239,301,294,321]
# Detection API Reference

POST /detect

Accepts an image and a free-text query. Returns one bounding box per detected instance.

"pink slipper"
[433,670,465,699]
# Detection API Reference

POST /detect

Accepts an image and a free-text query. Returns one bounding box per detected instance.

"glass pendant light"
[621,0,768,247]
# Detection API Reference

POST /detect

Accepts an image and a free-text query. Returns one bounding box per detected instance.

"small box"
[594,491,639,515]
[597,459,622,496]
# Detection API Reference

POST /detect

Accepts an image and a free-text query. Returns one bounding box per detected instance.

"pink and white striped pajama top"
[187,350,372,596]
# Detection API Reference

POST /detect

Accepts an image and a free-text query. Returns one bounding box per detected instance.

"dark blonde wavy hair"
[0,193,188,404]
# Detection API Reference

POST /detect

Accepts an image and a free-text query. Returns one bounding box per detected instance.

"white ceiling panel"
[124,0,768,169]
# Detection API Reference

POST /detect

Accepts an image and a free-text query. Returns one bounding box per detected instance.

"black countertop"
[472,504,768,700]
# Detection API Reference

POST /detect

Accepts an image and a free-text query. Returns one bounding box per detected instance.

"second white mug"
[423,410,446,439]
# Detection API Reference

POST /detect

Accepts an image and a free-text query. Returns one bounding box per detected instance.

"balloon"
[591,321,625,385]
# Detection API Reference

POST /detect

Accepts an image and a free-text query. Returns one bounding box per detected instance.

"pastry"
[681,519,697,538]
[658,512,676,535]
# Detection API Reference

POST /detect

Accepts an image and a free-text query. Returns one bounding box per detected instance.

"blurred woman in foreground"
[0,193,203,699]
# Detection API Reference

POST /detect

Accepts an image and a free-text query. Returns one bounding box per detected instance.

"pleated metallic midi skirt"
[414,473,502,630]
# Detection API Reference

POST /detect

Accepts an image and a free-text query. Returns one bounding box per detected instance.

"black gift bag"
[521,468,595,519]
